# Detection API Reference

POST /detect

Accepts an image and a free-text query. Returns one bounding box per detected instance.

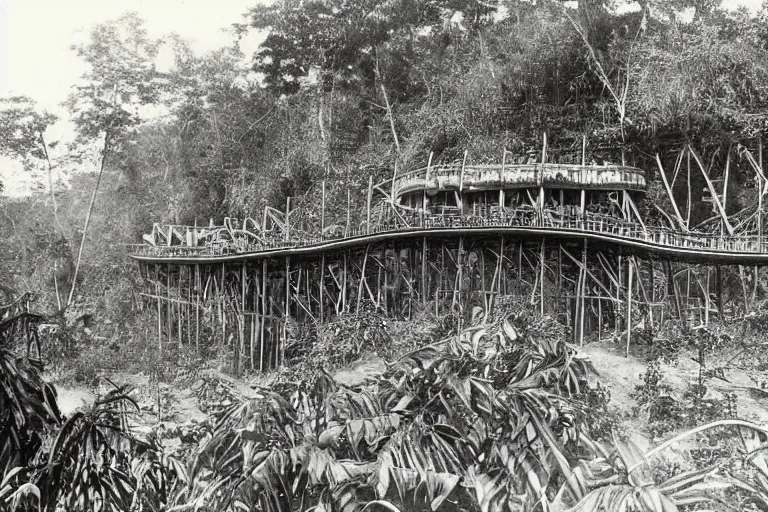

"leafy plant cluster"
[633,326,738,441]
[7,305,768,510]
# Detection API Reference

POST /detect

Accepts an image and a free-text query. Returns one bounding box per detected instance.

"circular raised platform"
[391,163,646,199]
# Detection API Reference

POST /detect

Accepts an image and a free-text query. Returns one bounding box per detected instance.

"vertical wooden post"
[517,240,523,293]
[156,265,162,353]
[686,148,692,228]
[195,264,200,351]
[459,150,468,212]
[421,237,428,306]
[240,262,246,373]
[759,135,764,247]
[366,176,373,234]
[390,159,398,205]
[539,133,546,223]
[581,135,587,166]
[454,237,464,308]
[285,197,291,241]
[617,255,623,337]
[283,256,290,367]
[703,267,710,326]
[500,149,506,209]
[716,265,723,322]
[260,259,267,371]
[424,152,433,224]
[342,252,348,313]
[319,255,325,323]
[756,136,763,304]
[221,262,226,346]
[598,297,603,341]
[579,239,588,345]
[539,238,545,316]
[625,258,633,357]
[167,264,173,346]
[356,245,370,314]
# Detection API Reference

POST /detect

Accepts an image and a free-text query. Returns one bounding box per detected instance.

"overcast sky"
[0,0,264,195]
[0,0,263,108]
[0,0,764,196]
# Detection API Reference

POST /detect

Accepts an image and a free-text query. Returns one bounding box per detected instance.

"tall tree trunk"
[67,133,110,306]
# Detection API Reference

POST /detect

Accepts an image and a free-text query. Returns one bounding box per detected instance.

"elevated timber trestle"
[131,139,768,372]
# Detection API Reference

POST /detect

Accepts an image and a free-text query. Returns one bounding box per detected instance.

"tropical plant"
[176,310,598,511]
[0,347,60,480]
[565,420,768,511]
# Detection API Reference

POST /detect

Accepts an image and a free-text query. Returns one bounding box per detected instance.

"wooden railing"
[130,208,768,260]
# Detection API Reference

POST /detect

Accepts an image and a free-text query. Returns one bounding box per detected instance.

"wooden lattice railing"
[130,207,768,260]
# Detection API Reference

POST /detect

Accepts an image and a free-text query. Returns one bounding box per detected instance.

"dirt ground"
[52,338,768,446]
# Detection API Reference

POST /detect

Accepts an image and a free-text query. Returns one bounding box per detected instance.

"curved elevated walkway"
[130,212,768,265]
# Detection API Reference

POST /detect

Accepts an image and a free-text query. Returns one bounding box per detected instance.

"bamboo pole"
[617,255,623,338]
[283,256,290,367]
[285,196,291,241]
[356,245,370,314]
[459,150,468,212]
[517,240,523,293]
[579,239,588,345]
[690,146,733,234]
[424,152,433,223]
[626,258,633,357]
[319,255,325,323]
[656,154,687,231]
[260,260,266,371]
[366,176,373,234]
[342,252,348,313]
[757,137,763,304]
[454,237,464,308]
[500,149,506,208]
[539,238,545,316]
[168,264,174,346]
[195,264,200,351]
[686,149,692,228]
[156,265,162,353]
[422,238,428,307]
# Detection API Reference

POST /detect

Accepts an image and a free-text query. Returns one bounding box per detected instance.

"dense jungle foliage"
[4,0,768,510]
[2,0,768,318]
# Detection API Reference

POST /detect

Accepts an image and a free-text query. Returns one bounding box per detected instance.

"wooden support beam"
[689,146,734,235]
[421,238,428,307]
[539,238,545,316]
[260,260,267,371]
[687,149,692,228]
[356,245,371,314]
[626,258,633,357]
[579,239,588,346]
[716,265,723,322]
[656,154,688,231]
[562,246,614,302]
[626,194,647,234]
[366,176,373,234]
[319,255,325,323]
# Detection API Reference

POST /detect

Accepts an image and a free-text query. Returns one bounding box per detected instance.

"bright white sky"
[0,0,262,112]
[0,0,764,196]
[0,0,265,195]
